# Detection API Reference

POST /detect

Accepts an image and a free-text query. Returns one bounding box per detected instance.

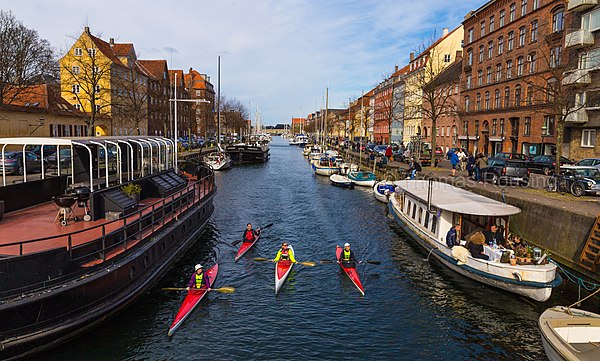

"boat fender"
[383,189,390,196]
[512,272,522,282]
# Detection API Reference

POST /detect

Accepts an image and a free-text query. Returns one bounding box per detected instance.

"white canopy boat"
[347,171,377,187]
[312,156,340,176]
[373,180,396,203]
[539,306,600,361]
[389,180,561,301]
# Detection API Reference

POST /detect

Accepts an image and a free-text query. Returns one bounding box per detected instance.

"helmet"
[344,242,350,247]
[194,264,203,271]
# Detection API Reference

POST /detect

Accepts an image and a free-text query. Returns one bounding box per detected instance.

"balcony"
[565,29,594,49]
[565,109,589,123]
[567,0,598,12]
[562,69,592,85]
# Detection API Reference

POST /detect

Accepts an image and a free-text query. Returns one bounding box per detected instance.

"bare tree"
[0,10,56,105]
[112,62,150,135]
[219,96,249,136]
[373,72,404,144]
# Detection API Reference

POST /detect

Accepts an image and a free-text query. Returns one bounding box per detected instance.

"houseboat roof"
[0,135,174,146]
[394,180,521,216]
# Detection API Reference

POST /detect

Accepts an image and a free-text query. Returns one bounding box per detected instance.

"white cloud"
[5,0,475,125]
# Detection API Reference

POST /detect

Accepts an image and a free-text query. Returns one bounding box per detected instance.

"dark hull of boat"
[226,145,270,164]
[0,187,216,360]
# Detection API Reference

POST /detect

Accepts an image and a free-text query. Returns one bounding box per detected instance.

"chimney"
[84,26,90,34]
[442,28,449,37]
[395,65,398,72]
[455,50,463,62]
[410,52,415,62]
[109,38,114,45]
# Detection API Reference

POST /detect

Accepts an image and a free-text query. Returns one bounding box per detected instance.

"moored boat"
[347,171,377,187]
[234,230,261,262]
[389,180,561,302]
[275,245,294,294]
[539,306,600,361]
[336,245,365,295]
[225,143,270,164]
[168,264,219,336]
[330,174,354,188]
[373,180,396,203]
[204,151,231,171]
[312,156,339,176]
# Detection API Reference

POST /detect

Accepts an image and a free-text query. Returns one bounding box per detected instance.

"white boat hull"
[373,180,395,203]
[313,165,339,176]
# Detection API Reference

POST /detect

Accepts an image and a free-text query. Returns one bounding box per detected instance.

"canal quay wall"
[345,151,600,283]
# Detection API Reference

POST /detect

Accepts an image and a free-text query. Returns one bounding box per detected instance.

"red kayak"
[275,245,294,294]
[336,245,365,296]
[234,230,261,262]
[168,263,218,336]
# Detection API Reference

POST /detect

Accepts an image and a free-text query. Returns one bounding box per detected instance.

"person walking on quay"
[466,153,476,178]
[186,264,212,291]
[273,242,297,263]
[450,149,460,177]
[446,224,461,248]
[338,242,358,268]
[385,145,393,162]
[475,153,487,183]
[242,223,259,243]
[457,149,467,171]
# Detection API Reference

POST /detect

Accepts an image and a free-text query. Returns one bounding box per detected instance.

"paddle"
[320,259,380,265]
[231,223,274,247]
[161,287,236,293]
[254,258,316,267]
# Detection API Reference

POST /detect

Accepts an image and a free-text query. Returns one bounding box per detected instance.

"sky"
[3,0,477,125]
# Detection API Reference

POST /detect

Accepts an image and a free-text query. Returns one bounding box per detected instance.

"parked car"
[527,155,574,175]
[0,151,45,175]
[574,158,600,170]
[547,166,600,196]
[365,142,377,153]
[46,148,72,170]
[493,152,530,161]
[480,158,529,186]
[372,145,389,156]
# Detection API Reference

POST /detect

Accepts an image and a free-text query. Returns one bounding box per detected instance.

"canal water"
[42,137,577,360]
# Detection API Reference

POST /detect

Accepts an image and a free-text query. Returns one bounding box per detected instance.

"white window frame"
[72,84,80,94]
[74,48,82,56]
[582,129,596,147]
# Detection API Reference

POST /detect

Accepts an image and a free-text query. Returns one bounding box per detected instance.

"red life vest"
[245,230,255,241]
[280,248,289,260]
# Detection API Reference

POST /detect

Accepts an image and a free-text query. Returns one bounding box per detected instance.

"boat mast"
[325,87,329,148]
[217,56,221,147]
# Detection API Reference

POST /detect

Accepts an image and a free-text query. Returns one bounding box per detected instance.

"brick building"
[461,0,567,157]
[184,68,215,138]
[168,70,193,138]
[138,60,170,136]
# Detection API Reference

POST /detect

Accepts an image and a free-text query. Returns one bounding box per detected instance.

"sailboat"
[204,144,231,170]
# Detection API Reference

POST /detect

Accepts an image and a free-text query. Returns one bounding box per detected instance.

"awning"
[457,135,479,141]
[489,136,505,142]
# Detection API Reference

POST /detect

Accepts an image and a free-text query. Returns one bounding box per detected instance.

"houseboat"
[0,136,216,360]
[389,180,561,302]
[225,142,269,165]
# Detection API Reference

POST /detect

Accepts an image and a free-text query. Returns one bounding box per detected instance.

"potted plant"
[121,183,142,202]
[515,246,527,264]
[509,255,517,266]
[525,246,534,263]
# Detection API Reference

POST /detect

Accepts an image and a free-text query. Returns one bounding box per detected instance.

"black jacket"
[243,229,259,242]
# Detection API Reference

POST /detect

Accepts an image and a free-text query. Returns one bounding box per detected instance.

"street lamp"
[541,124,548,155]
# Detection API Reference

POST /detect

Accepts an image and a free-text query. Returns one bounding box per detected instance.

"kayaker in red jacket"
[272,242,297,263]
[338,243,358,268]
[186,264,211,291]
[242,223,259,243]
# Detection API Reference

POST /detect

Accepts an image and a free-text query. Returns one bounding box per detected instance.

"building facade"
[184,68,215,138]
[138,60,170,136]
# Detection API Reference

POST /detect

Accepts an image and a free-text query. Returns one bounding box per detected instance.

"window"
[553,9,564,32]
[517,56,524,76]
[504,87,511,107]
[87,48,96,57]
[529,53,536,73]
[524,117,531,135]
[72,84,80,94]
[95,85,101,93]
[543,115,555,135]
[488,41,494,59]
[519,27,526,46]
[510,3,516,22]
[495,89,501,108]
[578,49,600,69]
[478,69,483,86]
[492,119,498,135]
[486,67,492,83]
[581,9,600,32]
[93,66,99,74]
[582,129,596,147]
[498,36,504,54]
[485,91,491,110]
[94,104,100,113]
[527,85,533,105]
[500,118,505,134]
[506,60,513,79]
[72,66,80,74]
[515,85,522,106]
[466,74,472,89]
[531,20,538,42]
[465,96,470,112]
[444,54,451,62]
[464,121,469,134]
[490,16,495,32]
[74,103,81,110]
[476,93,481,110]
[481,21,486,36]
[508,31,514,51]
[521,0,528,16]
[500,10,506,27]
[468,28,474,43]
[467,49,473,66]
[550,46,562,68]
[496,63,502,81]
[479,45,485,63]
[74,48,82,56]
[532,0,539,10]
[431,214,438,234]
[575,92,587,107]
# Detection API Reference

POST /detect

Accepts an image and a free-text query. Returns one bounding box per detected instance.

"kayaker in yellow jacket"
[272,242,297,263]
[186,264,212,291]
[338,242,358,268]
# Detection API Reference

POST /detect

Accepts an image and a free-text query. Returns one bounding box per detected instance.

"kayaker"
[186,264,212,291]
[338,242,358,268]
[272,242,297,263]
[242,223,259,243]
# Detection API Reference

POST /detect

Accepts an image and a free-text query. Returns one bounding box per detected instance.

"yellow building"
[403,26,464,144]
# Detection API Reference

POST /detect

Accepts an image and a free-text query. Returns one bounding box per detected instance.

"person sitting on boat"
[466,232,490,260]
[484,225,505,248]
[446,224,461,248]
[242,223,259,243]
[186,264,212,291]
[272,242,297,263]
[338,242,358,268]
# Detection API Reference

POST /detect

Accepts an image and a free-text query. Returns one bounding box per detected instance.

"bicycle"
[546,174,569,194]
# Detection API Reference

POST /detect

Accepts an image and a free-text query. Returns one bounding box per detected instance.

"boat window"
[424,213,430,228]
[431,214,438,234]
[412,204,417,219]
[418,207,423,224]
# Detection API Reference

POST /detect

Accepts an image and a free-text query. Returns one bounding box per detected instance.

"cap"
[344,242,350,247]
[194,264,203,271]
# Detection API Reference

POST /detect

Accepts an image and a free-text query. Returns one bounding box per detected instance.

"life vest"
[280,248,290,260]
[245,230,255,241]
[195,273,205,288]
[342,249,351,261]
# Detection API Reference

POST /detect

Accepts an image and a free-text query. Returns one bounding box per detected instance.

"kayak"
[234,229,261,262]
[274,245,294,294]
[336,245,365,296]
[168,263,218,336]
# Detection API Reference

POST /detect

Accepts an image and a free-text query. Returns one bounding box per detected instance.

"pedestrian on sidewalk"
[385,145,393,162]
[457,149,467,171]
[450,150,459,177]
[475,153,487,183]
[466,153,476,178]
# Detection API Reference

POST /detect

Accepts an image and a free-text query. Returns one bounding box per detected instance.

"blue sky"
[5,0,477,125]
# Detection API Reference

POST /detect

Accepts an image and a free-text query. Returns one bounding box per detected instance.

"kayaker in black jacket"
[242,223,259,243]
[338,243,358,268]
[186,264,212,291]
